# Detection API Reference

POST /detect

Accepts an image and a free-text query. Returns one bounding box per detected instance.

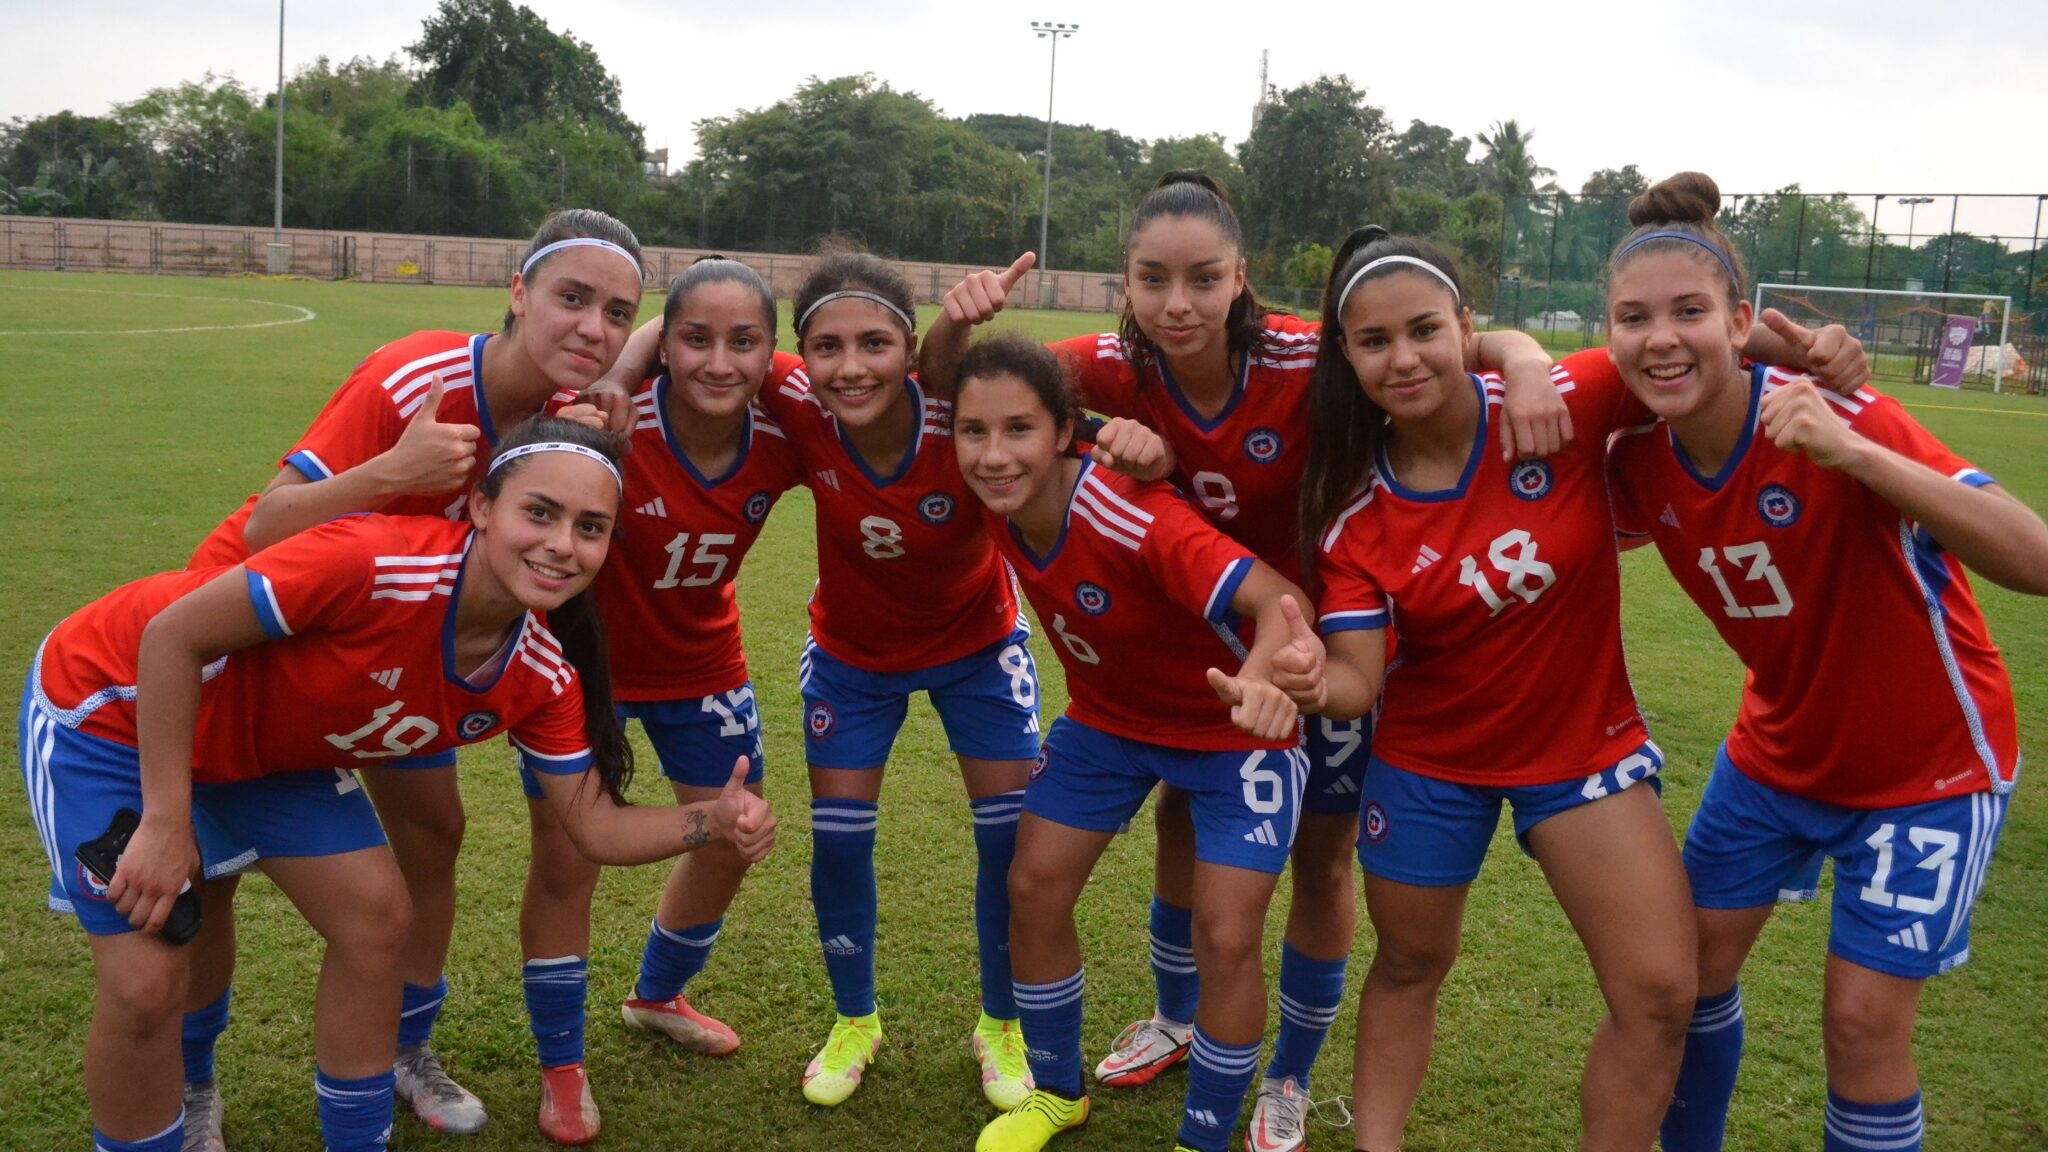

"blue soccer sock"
[522,956,589,1069]
[810,798,880,1018]
[634,917,722,1003]
[396,976,447,1051]
[1179,1027,1262,1152]
[1823,1089,1922,1152]
[1265,942,1346,1087]
[91,1113,184,1152]
[315,1067,395,1152]
[1013,968,1086,1098]
[971,791,1024,1019]
[1661,984,1745,1152]
[1149,896,1199,1026]
[181,986,231,1085]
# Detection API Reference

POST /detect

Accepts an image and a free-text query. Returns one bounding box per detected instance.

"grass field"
[1,269,2044,1151]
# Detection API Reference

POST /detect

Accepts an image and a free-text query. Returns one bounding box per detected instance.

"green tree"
[410,0,644,153]
[1237,75,1395,260]
[1392,120,1476,199]
[114,75,268,224]
[1476,119,1555,199]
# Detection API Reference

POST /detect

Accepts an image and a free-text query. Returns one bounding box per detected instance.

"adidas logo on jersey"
[1886,922,1931,952]
[1411,545,1441,574]
[822,934,864,956]
[1660,504,1681,528]
[815,469,841,491]
[1243,820,1280,847]
[369,668,403,691]
[636,497,668,518]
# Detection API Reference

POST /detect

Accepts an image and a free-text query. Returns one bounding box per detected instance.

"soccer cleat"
[801,1012,885,1106]
[970,1012,1036,1111]
[394,1044,488,1134]
[182,1078,226,1152]
[536,1063,600,1146]
[1244,1075,1309,1152]
[1093,1018,1194,1088]
[621,993,741,1056]
[975,1089,1089,1151]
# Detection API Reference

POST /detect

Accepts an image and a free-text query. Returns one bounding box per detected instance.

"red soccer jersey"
[38,517,591,785]
[596,371,805,700]
[1052,315,1318,576]
[190,331,575,568]
[986,462,1286,752]
[1313,366,1650,786]
[760,365,1020,674]
[1607,365,2018,808]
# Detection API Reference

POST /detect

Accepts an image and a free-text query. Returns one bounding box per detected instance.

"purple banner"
[1930,315,1979,389]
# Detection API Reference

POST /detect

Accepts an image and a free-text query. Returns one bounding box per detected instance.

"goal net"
[1754,283,2021,393]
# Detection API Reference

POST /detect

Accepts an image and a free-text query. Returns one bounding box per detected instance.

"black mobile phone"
[75,807,203,945]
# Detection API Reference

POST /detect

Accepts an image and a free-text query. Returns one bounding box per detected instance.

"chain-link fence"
[1498,192,2048,393]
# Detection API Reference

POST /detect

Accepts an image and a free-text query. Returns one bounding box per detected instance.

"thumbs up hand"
[942,252,1036,327]
[711,756,776,863]
[377,373,481,495]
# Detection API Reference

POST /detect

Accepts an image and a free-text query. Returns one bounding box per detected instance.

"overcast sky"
[7,0,2048,237]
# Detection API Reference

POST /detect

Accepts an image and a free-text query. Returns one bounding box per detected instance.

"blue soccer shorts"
[1684,745,2007,980]
[1357,741,1665,887]
[798,627,1042,770]
[1025,715,1308,874]
[517,684,768,798]
[1302,714,1372,816]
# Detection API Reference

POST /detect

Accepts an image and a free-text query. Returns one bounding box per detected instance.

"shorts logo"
[1362,801,1390,845]
[457,711,499,740]
[75,862,111,902]
[1031,744,1051,782]
[1509,460,1554,501]
[743,491,772,525]
[1756,484,1801,527]
[1075,581,1111,616]
[917,492,956,525]
[807,702,836,738]
[1242,427,1284,464]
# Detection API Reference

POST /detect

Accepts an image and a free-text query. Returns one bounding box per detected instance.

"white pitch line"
[0,284,317,336]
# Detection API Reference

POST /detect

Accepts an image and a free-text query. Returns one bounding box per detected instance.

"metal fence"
[0,215,1127,313]
[1499,191,2048,392]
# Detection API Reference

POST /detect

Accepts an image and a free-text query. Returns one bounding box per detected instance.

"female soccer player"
[922,171,1569,1151]
[577,257,805,1055]
[948,332,1321,1152]
[1298,226,1700,1152]
[751,247,1046,1111]
[1600,172,2048,1152]
[19,418,775,1152]
[179,209,647,1145]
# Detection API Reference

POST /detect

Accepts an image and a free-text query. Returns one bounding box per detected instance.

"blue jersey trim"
[1009,457,1091,572]
[1320,608,1389,633]
[246,570,291,639]
[436,533,532,695]
[510,734,593,777]
[655,374,753,489]
[1372,374,1489,503]
[1154,350,1249,433]
[467,334,498,446]
[1205,556,1253,623]
[1895,515,2010,795]
[836,376,925,489]
[1671,364,1763,492]
[282,449,333,482]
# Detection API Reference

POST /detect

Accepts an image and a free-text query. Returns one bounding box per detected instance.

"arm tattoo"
[680,808,710,849]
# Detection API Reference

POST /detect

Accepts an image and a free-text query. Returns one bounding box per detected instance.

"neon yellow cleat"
[975,1089,1089,1152]
[971,1013,1037,1111]
[801,1012,885,1106]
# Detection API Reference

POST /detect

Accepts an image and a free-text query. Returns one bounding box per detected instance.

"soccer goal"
[1755,283,2018,393]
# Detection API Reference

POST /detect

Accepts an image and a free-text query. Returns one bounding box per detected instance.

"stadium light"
[1899,196,1934,251]
[1029,21,1079,307]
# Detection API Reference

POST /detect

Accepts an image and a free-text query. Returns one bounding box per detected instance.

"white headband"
[520,237,642,280]
[797,290,916,335]
[487,441,624,490]
[1335,254,1461,318]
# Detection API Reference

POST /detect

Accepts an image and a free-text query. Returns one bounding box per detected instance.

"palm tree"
[1477,120,1556,199]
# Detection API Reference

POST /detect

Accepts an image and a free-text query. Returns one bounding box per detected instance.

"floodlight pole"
[1941,196,1960,294]
[267,0,289,274]
[2025,195,2045,313]
[1031,21,1078,309]
[1865,194,1882,288]
[1901,196,1932,266]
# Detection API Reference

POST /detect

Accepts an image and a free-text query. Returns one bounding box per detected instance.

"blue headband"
[1618,230,1738,285]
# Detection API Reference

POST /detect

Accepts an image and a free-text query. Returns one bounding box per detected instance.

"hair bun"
[1628,172,1721,228]
[1156,169,1228,203]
